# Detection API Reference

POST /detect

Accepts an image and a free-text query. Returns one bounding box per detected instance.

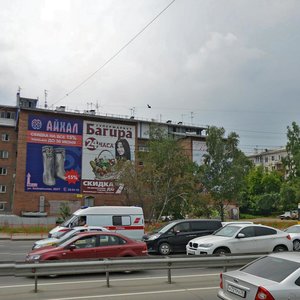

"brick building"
[0,94,208,217]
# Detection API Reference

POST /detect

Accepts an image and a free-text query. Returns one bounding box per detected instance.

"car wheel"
[158,242,171,255]
[213,247,230,255]
[273,245,288,252]
[293,240,300,251]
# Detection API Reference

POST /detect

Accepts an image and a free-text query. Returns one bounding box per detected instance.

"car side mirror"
[69,244,76,251]
[237,233,245,239]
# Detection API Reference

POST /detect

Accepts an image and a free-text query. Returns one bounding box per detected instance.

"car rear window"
[241,256,300,282]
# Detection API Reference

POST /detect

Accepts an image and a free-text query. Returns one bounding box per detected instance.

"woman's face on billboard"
[117,141,125,156]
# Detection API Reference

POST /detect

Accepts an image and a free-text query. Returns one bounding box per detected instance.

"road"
[0,239,226,300]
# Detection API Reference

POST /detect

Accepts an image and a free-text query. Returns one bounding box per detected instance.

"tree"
[240,166,283,215]
[116,126,198,222]
[284,122,300,179]
[198,126,252,221]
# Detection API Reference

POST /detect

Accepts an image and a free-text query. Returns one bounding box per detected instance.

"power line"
[52,0,176,107]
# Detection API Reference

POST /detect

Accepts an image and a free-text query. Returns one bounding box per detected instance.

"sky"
[0,0,299,155]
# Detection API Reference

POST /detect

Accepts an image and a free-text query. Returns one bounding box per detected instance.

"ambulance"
[48,206,144,240]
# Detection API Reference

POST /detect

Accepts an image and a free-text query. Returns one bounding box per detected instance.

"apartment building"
[247,147,287,172]
[0,105,18,213]
[0,94,208,217]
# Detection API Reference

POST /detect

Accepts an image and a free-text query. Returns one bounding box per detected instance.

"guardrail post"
[34,273,38,293]
[106,271,110,287]
[104,259,110,287]
[167,262,172,284]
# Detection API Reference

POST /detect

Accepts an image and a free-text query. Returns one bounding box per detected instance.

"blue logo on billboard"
[31,119,42,130]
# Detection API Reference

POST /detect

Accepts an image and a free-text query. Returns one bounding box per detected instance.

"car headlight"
[148,234,161,241]
[199,243,213,248]
[26,254,41,261]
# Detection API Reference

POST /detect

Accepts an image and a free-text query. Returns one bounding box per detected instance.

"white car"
[186,224,293,255]
[33,226,109,249]
[218,252,300,300]
[284,224,300,251]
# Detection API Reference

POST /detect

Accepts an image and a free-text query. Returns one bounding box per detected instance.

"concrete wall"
[0,215,56,227]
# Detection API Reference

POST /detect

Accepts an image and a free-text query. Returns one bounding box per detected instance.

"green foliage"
[284,122,300,179]
[116,125,198,221]
[239,166,284,215]
[197,126,252,221]
[56,202,71,224]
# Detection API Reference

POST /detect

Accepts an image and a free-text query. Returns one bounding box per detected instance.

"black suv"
[142,219,222,255]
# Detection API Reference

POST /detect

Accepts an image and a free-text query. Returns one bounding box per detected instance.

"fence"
[0,254,262,293]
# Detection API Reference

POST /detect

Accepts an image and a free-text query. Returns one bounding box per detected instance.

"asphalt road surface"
[0,239,225,300]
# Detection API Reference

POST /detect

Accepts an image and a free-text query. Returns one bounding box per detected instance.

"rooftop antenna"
[95,100,103,114]
[191,112,194,124]
[87,102,93,110]
[44,90,48,108]
[17,86,22,95]
[130,107,135,117]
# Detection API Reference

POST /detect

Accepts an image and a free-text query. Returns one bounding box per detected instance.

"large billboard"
[82,121,135,194]
[25,115,83,193]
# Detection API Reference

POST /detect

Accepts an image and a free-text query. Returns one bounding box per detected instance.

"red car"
[26,232,148,262]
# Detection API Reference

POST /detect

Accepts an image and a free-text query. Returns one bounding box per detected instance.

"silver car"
[218,252,300,300]
[284,224,300,251]
[32,226,109,249]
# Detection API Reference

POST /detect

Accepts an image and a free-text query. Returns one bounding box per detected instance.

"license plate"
[188,250,195,255]
[227,284,246,298]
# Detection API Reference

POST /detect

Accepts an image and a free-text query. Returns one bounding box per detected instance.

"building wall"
[247,148,287,172]
[0,124,17,212]
[2,100,208,217]
[13,110,134,216]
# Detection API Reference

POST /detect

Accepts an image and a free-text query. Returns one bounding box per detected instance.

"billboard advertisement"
[82,121,135,194]
[192,140,207,165]
[25,115,83,193]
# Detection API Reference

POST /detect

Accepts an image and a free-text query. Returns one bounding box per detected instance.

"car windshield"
[285,226,300,233]
[61,215,79,227]
[241,256,300,282]
[57,234,79,247]
[213,225,241,237]
[52,229,73,239]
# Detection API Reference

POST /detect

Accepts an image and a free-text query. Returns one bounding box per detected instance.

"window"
[0,151,8,159]
[0,202,5,211]
[0,168,7,175]
[240,226,255,238]
[1,134,9,141]
[191,221,221,231]
[255,226,277,236]
[0,185,7,193]
[242,256,300,283]
[74,236,96,248]
[173,222,190,232]
[0,111,15,119]
[112,215,131,226]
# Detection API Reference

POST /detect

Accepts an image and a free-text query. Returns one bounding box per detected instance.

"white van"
[49,206,144,240]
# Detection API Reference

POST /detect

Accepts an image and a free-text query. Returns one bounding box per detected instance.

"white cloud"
[0,0,299,153]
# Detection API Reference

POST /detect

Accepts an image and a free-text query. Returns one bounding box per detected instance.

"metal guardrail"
[0,254,263,293]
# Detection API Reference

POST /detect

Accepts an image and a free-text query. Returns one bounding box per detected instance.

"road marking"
[0,273,219,289]
[48,287,220,300]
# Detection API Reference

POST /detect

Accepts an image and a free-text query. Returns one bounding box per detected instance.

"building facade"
[247,148,287,172]
[0,94,208,217]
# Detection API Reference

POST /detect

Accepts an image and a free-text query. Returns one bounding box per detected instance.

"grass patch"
[0,225,53,234]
